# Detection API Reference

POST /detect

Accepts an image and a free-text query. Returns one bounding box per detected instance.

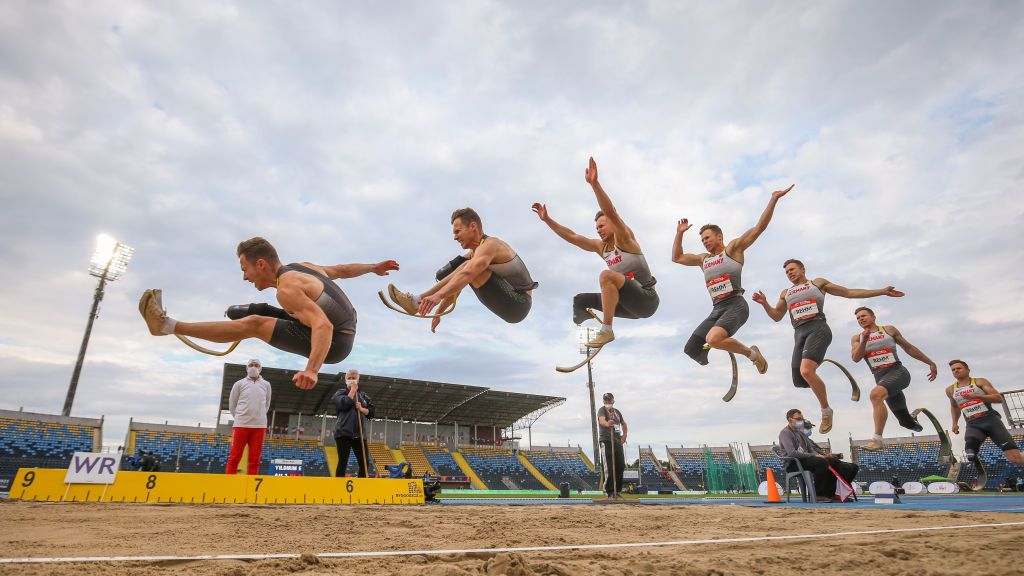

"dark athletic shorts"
[873,364,911,396]
[693,296,749,339]
[270,320,355,364]
[965,413,1019,454]
[471,273,532,324]
[791,319,832,388]
[573,279,659,321]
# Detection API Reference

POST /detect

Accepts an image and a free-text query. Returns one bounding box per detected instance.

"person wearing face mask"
[597,392,627,499]
[332,369,373,478]
[226,359,272,475]
[778,408,858,502]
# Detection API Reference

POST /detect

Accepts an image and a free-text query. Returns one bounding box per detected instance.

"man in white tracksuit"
[227,359,272,475]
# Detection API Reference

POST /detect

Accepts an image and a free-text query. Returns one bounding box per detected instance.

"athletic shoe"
[749,345,768,375]
[586,330,615,348]
[820,411,833,434]
[138,289,168,336]
[815,496,835,503]
[387,284,418,315]
[863,439,883,451]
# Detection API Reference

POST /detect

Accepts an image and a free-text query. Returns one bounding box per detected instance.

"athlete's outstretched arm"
[276,284,333,389]
[733,185,793,252]
[585,157,636,244]
[418,241,499,315]
[889,326,938,380]
[819,279,904,299]
[752,289,787,322]
[671,219,705,266]
[314,261,399,280]
[532,203,602,253]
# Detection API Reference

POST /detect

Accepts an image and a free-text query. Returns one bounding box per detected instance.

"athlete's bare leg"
[870,385,889,436]
[800,359,829,409]
[705,326,751,357]
[174,315,276,344]
[1005,449,1024,465]
[598,269,626,326]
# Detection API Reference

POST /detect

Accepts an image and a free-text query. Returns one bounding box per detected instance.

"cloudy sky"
[1,1,1022,461]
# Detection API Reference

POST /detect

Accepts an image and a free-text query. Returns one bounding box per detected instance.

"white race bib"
[955,385,990,419]
[867,349,896,369]
[706,275,734,300]
[789,299,819,321]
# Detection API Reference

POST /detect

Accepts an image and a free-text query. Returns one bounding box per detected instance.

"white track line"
[2,520,1022,564]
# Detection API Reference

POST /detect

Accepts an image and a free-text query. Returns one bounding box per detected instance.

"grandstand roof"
[219,363,564,428]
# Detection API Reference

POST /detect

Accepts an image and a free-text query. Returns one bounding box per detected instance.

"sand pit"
[1,500,1022,575]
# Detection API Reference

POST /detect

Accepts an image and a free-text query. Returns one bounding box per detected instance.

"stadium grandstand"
[524,446,598,491]
[638,447,680,492]
[0,409,102,491]
[851,434,952,484]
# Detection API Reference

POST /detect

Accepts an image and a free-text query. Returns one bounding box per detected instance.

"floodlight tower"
[580,326,602,479]
[63,234,134,416]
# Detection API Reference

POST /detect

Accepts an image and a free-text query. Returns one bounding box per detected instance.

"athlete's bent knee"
[798,363,817,381]
[869,386,888,403]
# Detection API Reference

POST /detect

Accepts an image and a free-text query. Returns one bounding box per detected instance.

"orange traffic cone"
[765,468,782,504]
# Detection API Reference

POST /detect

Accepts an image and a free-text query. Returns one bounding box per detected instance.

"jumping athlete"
[139,237,399,390]
[752,259,903,433]
[533,157,658,349]
[850,307,937,450]
[671,185,792,376]
[946,359,1024,467]
[385,208,537,332]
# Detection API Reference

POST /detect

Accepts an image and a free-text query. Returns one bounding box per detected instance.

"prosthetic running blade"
[822,358,861,402]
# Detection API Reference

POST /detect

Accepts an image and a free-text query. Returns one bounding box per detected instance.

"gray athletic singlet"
[276,263,357,332]
[784,281,826,327]
[702,250,742,302]
[863,326,902,375]
[953,378,993,421]
[603,245,656,289]
[487,255,538,293]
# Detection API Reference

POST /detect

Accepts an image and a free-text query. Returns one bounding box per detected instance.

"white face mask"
[346,378,359,387]
[803,428,813,437]
[246,367,261,379]
[604,403,613,409]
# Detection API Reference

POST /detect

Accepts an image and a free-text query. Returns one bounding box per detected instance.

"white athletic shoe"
[748,345,768,375]
[863,439,883,451]
[586,330,615,348]
[387,283,418,315]
[138,289,168,336]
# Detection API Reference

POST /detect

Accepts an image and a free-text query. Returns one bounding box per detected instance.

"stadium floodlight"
[88,233,134,281]
[64,234,134,416]
[579,326,602,482]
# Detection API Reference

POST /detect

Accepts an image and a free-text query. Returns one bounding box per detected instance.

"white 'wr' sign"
[64,452,120,484]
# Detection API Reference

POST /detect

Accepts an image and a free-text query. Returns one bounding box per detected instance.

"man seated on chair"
[779,408,859,502]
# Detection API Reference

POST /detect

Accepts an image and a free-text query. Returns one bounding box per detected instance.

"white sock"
[873,434,883,442]
[161,318,177,336]
[822,407,834,416]
[600,323,613,334]
[414,294,423,305]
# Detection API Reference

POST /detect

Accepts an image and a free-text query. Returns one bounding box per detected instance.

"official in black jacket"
[332,369,372,477]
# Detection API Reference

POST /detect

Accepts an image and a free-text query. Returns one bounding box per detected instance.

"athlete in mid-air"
[533,157,658,349]
[753,259,903,432]
[850,307,937,450]
[139,237,398,390]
